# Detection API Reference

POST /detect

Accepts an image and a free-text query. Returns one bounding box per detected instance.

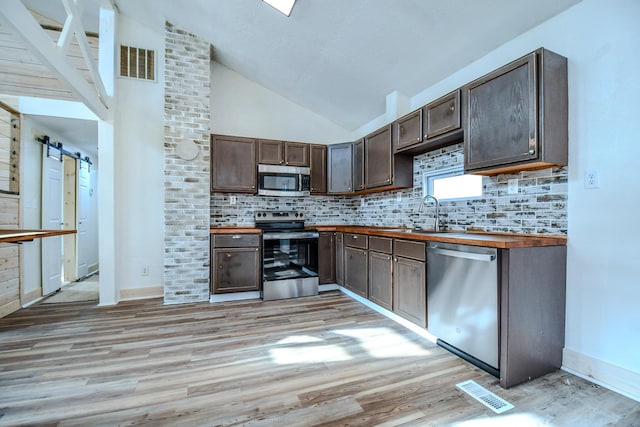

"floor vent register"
[456,380,514,414]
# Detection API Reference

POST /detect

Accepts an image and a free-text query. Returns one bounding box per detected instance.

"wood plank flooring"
[0,292,638,426]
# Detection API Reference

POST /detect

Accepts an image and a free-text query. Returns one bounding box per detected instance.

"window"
[423,166,482,201]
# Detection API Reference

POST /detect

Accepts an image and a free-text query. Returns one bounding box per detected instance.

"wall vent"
[120,45,155,81]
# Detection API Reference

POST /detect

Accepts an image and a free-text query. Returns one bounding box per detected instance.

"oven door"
[262,232,319,300]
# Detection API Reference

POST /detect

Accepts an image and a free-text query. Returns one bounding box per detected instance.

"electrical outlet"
[507,179,519,195]
[230,195,237,205]
[360,198,365,207]
[584,169,600,189]
[396,192,402,203]
[142,266,149,276]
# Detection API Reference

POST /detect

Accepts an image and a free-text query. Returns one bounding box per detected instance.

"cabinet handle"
[218,265,223,269]
[232,235,241,239]
[255,248,259,252]
[528,149,535,155]
[386,178,390,183]
[416,137,420,142]
[394,258,398,262]
[450,105,455,112]
[280,160,284,164]
[362,251,367,255]
[424,134,429,139]
[387,256,391,260]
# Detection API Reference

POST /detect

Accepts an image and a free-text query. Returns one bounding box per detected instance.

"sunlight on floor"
[334,327,431,358]
[269,327,434,364]
[451,412,553,427]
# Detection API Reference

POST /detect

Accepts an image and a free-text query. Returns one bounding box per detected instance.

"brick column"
[163,22,211,303]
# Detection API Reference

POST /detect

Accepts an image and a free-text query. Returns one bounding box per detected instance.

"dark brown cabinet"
[211,135,257,193]
[211,233,261,293]
[335,232,344,285]
[353,138,365,192]
[327,142,353,194]
[364,125,392,189]
[395,109,423,151]
[318,231,336,284]
[258,139,309,166]
[393,239,426,327]
[464,48,567,175]
[425,89,461,140]
[368,236,393,311]
[394,90,463,155]
[344,233,368,298]
[309,144,327,194]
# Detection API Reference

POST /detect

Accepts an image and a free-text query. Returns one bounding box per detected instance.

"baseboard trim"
[562,348,640,402]
[209,291,261,303]
[119,286,164,301]
[21,288,42,306]
[338,286,436,344]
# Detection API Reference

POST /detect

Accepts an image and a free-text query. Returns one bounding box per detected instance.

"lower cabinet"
[318,232,336,284]
[368,236,393,310]
[211,234,261,293]
[393,239,427,327]
[335,232,344,285]
[344,234,368,297]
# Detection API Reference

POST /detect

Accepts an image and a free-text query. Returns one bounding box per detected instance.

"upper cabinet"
[327,142,353,194]
[464,48,568,175]
[365,125,393,189]
[258,139,309,167]
[353,138,365,192]
[211,135,257,193]
[394,89,463,155]
[309,144,327,194]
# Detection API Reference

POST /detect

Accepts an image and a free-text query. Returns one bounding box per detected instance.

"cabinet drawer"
[345,233,368,249]
[369,236,392,254]
[213,233,260,248]
[394,239,426,261]
[424,89,461,139]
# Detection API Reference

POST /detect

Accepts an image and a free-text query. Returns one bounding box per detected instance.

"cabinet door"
[310,144,327,194]
[335,232,344,285]
[369,251,393,310]
[258,139,284,165]
[365,125,392,189]
[285,142,309,166]
[212,247,261,293]
[393,256,426,327]
[395,110,423,151]
[425,90,461,139]
[318,232,336,284]
[344,246,368,298]
[353,138,365,191]
[464,53,537,171]
[327,142,353,193]
[211,135,257,193]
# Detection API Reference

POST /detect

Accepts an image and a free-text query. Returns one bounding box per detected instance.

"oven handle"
[263,232,319,240]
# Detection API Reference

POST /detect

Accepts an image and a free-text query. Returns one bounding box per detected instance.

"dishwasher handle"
[430,247,496,262]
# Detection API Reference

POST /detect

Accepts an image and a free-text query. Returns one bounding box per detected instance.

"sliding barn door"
[76,161,90,278]
[41,146,63,295]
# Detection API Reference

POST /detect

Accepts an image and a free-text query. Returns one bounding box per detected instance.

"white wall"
[211,61,352,143]
[355,0,640,400]
[114,14,165,298]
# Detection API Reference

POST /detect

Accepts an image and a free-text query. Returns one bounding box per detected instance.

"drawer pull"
[232,235,241,239]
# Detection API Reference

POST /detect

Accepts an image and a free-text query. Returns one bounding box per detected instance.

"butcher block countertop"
[311,225,567,249]
[210,227,261,234]
[0,229,76,244]
[209,225,566,248]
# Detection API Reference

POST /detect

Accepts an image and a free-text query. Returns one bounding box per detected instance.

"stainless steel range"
[255,211,319,301]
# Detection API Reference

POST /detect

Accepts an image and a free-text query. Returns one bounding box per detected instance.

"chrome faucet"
[418,194,440,232]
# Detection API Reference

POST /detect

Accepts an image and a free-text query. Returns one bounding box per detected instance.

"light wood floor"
[0,292,638,426]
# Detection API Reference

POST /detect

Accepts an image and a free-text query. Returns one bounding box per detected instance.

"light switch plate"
[507,179,519,195]
[230,195,237,205]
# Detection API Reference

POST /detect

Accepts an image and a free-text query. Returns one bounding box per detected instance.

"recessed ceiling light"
[262,0,296,17]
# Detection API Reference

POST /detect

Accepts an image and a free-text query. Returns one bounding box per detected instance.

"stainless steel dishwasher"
[427,242,499,377]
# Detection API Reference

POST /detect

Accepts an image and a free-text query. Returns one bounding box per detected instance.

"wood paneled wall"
[0,194,20,317]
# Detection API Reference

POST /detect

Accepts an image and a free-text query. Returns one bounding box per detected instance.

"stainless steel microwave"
[258,164,311,197]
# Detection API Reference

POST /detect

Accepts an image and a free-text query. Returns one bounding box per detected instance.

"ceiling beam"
[0,0,109,120]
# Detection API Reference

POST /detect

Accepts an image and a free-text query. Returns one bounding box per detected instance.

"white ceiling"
[116,0,582,131]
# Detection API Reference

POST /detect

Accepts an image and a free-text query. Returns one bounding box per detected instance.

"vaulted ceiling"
[115,0,582,131]
[3,0,582,135]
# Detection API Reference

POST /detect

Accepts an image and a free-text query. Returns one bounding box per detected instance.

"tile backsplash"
[211,143,567,235]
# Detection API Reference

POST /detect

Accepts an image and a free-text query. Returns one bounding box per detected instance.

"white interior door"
[41,146,63,295]
[76,161,90,278]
